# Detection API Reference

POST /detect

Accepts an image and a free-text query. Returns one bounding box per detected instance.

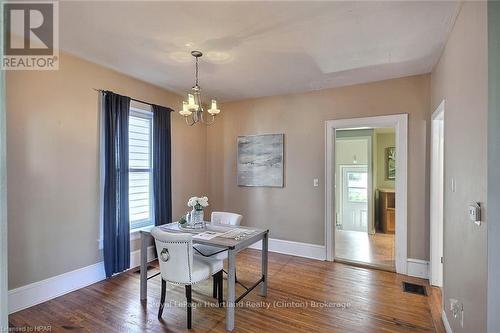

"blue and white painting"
[237,134,284,187]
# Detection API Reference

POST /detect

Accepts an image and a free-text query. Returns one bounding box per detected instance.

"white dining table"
[139,222,269,331]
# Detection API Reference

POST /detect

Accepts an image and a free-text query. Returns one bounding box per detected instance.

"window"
[347,171,368,203]
[129,105,153,230]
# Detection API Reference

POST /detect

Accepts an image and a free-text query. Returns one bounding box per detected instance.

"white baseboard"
[249,238,325,260]
[8,246,156,314]
[442,310,453,333]
[8,262,106,314]
[407,258,429,279]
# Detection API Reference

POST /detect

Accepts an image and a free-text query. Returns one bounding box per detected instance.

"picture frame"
[237,133,284,187]
[386,146,396,180]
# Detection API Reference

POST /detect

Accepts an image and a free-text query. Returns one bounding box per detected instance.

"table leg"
[226,248,236,331]
[260,232,268,296]
[140,232,148,301]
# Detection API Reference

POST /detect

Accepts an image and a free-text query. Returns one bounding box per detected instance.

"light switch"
[468,202,481,225]
[313,178,319,187]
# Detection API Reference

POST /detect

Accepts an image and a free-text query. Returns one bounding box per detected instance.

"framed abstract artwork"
[237,134,284,187]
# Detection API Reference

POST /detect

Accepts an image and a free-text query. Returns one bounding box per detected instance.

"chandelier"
[179,51,220,126]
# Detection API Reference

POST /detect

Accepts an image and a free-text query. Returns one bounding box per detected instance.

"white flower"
[187,197,198,207]
[199,196,209,207]
[187,196,209,208]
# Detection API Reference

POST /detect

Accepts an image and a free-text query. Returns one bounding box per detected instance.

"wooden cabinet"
[379,189,395,234]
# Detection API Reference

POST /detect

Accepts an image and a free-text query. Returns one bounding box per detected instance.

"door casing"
[325,114,408,274]
[430,100,445,287]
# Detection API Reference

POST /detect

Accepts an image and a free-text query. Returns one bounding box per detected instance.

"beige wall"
[6,51,207,289]
[207,74,431,260]
[430,2,488,332]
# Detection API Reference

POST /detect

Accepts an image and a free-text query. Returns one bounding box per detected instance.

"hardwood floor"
[9,249,444,332]
[335,229,395,270]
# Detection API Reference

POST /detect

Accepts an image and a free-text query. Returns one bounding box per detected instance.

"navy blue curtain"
[152,105,173,226]
[103,91,131,278]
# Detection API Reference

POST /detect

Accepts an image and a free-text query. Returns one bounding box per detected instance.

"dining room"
[2,1,495,333]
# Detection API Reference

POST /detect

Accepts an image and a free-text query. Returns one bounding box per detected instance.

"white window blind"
[129,108,153,229]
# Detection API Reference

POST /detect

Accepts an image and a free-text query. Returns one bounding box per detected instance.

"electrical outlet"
[450,298,464,327]
[450,298,459,318]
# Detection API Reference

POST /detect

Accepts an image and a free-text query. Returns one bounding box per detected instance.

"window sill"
[97,225,154,249]
[130,225,155,241]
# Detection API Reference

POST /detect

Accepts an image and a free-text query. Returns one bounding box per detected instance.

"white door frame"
[325,114,408,274]
[430,100,445,287]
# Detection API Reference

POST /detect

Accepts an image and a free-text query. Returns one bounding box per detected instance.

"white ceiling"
[59,1,460,102]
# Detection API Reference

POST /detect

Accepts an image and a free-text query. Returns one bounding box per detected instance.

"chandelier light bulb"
[208,99,220,115]
[179,101,192,116]
[187,93,199,110]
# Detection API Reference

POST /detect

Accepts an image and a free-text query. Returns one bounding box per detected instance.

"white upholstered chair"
[193,212,243,295]
[151,227,224,329]
[211,211,243,227]
[194,211,242,260]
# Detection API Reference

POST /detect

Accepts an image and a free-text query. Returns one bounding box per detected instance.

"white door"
[341,166,368,232]
[430,101,444,287]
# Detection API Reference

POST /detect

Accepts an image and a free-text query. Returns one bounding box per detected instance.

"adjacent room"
[334,127,397,271]
[0,1,498,333]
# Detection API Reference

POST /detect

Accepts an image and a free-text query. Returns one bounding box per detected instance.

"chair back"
[151,227,193,284]
[211,211,242,226]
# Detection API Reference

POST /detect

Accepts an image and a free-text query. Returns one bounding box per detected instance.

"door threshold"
[334,257,396,273]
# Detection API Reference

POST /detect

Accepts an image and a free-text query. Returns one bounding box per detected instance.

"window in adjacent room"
[128,102,153,230]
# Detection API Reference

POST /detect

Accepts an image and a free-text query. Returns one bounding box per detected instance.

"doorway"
[334,128,395,271]
[325,114,408,274]
[430,100,444,287]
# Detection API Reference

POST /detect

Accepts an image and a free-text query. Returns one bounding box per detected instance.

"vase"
[188,208,205,229]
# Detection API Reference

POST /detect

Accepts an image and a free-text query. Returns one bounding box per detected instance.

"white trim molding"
[249,238,325,261]
[442,310,453,333]
[8,262,106,314]
[98,225,154,248]
[430,99,445,287]
[406,258,429,279]
[325,114,408,274]
[8,246,156,314]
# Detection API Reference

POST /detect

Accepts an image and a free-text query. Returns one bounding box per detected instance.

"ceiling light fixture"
[179,51,220,126]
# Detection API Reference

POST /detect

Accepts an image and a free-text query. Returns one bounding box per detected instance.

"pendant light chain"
[195,56,199,87]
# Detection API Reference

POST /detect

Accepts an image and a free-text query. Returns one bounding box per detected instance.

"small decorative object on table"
[184,196,209,229]
[178,215,188,226]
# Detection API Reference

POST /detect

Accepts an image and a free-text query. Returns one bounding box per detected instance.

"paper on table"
[219,228,257,239]
[193,231,222,240]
